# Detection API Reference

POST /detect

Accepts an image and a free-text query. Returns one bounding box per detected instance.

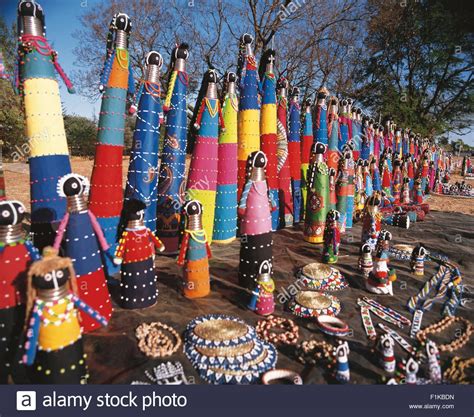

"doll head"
[0,200,26,226]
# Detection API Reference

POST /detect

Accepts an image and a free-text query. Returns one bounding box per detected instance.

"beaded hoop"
[261,369,303,385]
[416,316,473,352]
[317,315,350,337]
[135,322,182,358]
[256,316,299,345]
[289,291,341,318]
[297,263,348,291]
[296,339,334,365]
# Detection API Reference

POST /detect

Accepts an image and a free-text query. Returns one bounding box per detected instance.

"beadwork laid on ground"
[16,1,74,250]
[156,43,190,255]
[0,200,40,383]
[187,69,224,244]
[248,260,275,316]
[259,49,279,230]
[296,263,348,292]
[89,13,134,276]
[238,151,275,290]
[213,72,238,244]
[53,174,112,332]
[288,290,341,318]
[125,51,164,233]
[177,200,212,299]
[184,314,277,384]
[114,199,164,309]
[23,248,108,384]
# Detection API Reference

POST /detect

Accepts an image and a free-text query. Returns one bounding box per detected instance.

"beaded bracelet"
[256,316,299,345]
[317,315,351,337]
[261,369,303,385]
[416,316,473,353]
[296,339,334,365]
[136,322,182,358]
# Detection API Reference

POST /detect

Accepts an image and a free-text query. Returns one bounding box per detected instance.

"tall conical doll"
[366,230,396,296]
[156,43,190,254]
[0,200,40,383]
[213,72,238,244]
[338,99,351,152]
[392,155,403,205]
[361,116,371,161]
[301,99,314,213]
[114,199,164,309]
[53,174,112,333]
[336,146,351,233]
[345,143,356,229]
[125,51,164,233]
[0,142,6,201]
[304,142,329,243]
[248,260,275,316]
[327,96,340,172]
[276,77,293,227]
[239,151,274,290]
[328,167,337,211]
[360,192,382,250]
[177,200,212,299]
[259,49,279,230]
[313,87,329,148]
[370,156,382,192]
[352,106,362,160]
[322,209,340,264]
[237,34,260,201]
[16,0,74,249]
[23,248,108,384]
[288,87,302,224]
[186,69,224,244]
[89,13,134,276]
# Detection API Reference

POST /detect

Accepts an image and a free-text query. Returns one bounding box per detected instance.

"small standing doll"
[304,142,329,244]
[0,200,40,383]
[401,177,411,204]
[410,244,427,276]
[23,248,108,384]
[177,200,212,299]
[426,340,442,384]
[378,334,396,373]
[114,199,165,309]
[54,174,112,333]
[358,243,373,278]
[248,260,275,316]
[322,210,341,264]
[366,230,396,296]
[414,178,424,205]
[360,192,382,250]
[404,357,419,385]
[239,151,275,290]
[328,167,337,211]
[334,341,350,383]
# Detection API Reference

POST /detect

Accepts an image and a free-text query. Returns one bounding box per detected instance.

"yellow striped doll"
[23,248,108,383]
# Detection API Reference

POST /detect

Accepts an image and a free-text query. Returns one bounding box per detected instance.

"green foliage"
[64,115,97,157]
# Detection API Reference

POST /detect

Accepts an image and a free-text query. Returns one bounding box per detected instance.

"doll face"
[207,69,218,84]
[184,200,202,216]
[146,51,163,68]
[19,1,44,18]
[258,260,272,275]
[129,209,145,221]
[241,33,253,44]
[114,13,132,33]
[33,267,70,290]
[0,201,26,226]
[252,151,267,168]
[226,71,237,83]
[175,43,189,60]
[277,77,288,90]
[62,175,87,197]
[314,142,326,155]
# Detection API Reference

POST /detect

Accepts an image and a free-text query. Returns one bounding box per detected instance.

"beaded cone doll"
[336,146,352,233]
[360,192,382,250]
[213,72,238,244]
[238,151,275,290]
[276,77,293,228]
[288,86,302,224]
[114,199,164,309]
[326,95,340,172]
[0,200,40,383]
[322,209,341,264]
[237,34,260,201]
[177,200,212,299]
[54,174,112,333]
[358,243,373,278]
[304,142,329,244]
[410,244,427,276]
[156,43,190,254]
[392,155,403,205]
[301,99,314,215]
[366,230,396,296]
[23,248,108,384]
[370,156,382,192]
[378,333,396,373]
[89,13,134,276]
[248,260,275,316]
[125,51,164,233]
[401,177,411,205]
[259,49,279,231]
[334,341,350,383]
[16,1,74,249]
[187,69,224,244]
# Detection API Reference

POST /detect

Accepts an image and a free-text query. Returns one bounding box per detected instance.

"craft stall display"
[16,0,74,249]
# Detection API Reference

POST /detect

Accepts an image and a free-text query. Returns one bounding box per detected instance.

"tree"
[354,0,474,137]
[63,115,97,157]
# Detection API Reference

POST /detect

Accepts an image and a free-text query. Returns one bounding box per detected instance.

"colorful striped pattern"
[89,47,132,276]
[213,92,238,243]
[156,70,188,254]
[260,73,279,230]
[125,80,163,232]
[18,34,72,248]
[187,98,221,243]
[300,105,313,213]
[327,112,340,172]
[288,98,302,223]
[237,56,260,201]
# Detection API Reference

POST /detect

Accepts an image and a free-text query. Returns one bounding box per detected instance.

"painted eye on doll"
[2,210,9,217]
[44,273,52,281]
[71,183,78,189]
[56,270,64,278]
[18,206,25,213]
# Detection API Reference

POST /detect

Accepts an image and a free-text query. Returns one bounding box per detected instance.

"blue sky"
[2,0,473,146]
